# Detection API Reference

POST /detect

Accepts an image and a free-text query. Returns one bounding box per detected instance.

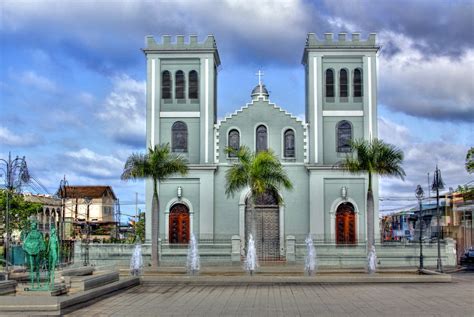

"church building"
[143,33,380,262]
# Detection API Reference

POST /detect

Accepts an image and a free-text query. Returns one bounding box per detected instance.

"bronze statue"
[48,226,59,289]
[22,219,45,288]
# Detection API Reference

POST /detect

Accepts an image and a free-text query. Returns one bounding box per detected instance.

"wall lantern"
[341,186,347,200]
[177,186,183,199]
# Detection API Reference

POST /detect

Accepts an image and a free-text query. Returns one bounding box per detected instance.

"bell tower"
[143,35,220,164]
[302,32,379,165]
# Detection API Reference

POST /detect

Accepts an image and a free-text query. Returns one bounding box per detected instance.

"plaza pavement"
[65,271,474,316]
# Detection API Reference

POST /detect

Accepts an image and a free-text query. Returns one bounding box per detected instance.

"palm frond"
[121,153,149,181]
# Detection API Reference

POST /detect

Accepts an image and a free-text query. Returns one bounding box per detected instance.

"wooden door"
[169,204,190,244]
[336,203,356,245]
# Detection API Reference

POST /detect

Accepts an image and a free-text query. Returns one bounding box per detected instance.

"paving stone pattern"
[67,273,474,316]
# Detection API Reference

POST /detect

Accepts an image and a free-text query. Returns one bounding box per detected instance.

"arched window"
[339,69,348,98]
[172,121,188,152]
[162,71,171,99]
[337,120,352,153]
[188,70,199,99]
[353,68,363,98]
[256,125,267,152]
[228,129,240,157]
[175,70,185,99]
[284,129,295,158]
[325,69,334,98]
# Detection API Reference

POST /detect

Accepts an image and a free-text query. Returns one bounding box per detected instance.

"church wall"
[213,167,240,238]
[280,165,310,236]
[308,169,368,241]
[159,118,200,164]
[323,177,367,242]
[322,116,364,165]
[217,99,305,163]
[158,178,201,239]
[159,58,201,112]
[321,56,364,111]
[212,164,310,239]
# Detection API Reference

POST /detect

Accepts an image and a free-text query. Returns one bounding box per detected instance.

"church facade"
[143,33,380,261]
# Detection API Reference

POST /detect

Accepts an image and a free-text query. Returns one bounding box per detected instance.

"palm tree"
[340,138,405,252]
[121,144,188,267]
[225,146,293,238]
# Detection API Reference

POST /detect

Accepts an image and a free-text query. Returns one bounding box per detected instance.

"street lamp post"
[58,176,68,266]
[0,152,30,275]
[415,185,424,272]
[83,197,92,266]
[432,166,445,273]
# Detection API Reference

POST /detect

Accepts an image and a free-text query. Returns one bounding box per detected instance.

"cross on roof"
[256,70,264,86]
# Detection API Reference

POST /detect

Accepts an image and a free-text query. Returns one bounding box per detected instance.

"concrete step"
[69,270,119,292]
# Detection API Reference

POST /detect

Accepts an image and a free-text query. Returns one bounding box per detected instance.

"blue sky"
[1,0,473,217]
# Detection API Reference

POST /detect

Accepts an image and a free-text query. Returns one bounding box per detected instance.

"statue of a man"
[23,219,45,288]
[48,226,59,288]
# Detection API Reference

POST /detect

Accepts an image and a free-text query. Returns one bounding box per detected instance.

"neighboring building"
[22,193,62,235]
[57,186,117,239]
[143,32,379,263]
[381,188,474,263]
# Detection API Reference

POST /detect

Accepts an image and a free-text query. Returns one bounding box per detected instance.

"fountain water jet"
[130,243,143,276]
[305,235,317,275]
[367,245,377,274]
[187,234,200,275]
[244,234,258,275]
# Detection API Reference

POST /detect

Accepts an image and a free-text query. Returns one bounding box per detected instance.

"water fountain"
[130,243,143,276]
[186,234,200,275]
[367,245,377,274]
[304,235,317,275]
[244,234,258,275]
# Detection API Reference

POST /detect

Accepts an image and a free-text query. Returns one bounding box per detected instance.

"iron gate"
[245,206,280,261]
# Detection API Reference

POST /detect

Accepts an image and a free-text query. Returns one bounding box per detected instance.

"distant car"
[460,248,474,269]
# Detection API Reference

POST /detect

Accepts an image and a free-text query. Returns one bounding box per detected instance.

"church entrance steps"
[138,273,452,285]
[117,265,450,277]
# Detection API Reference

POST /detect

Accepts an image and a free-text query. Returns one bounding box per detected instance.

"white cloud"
[65,148,124,179]
[97,75,146,147]
[378,117,471,210]
[16,71,57,93]
[378,31,474,122]
[0,126,38,147]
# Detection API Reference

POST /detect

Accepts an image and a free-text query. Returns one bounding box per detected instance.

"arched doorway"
[245,190,280,261]
[169,203,190,244]
[336,202,356,245]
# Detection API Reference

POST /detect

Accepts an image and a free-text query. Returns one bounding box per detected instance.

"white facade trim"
[313,56,318,163]
[160,111,200,118]
[367,56,373,139]
[205,58,209,163]
[164,197,194,242]
[322,110,364,117]
[151,59,156,146]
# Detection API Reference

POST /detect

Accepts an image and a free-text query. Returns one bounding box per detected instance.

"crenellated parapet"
[143,35,220,65]
[306,32,377,47]
[302,32,379,65]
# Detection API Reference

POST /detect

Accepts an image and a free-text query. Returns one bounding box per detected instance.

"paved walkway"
[66,272,474,316]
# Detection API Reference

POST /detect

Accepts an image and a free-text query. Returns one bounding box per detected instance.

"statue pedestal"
[17,283,68,296]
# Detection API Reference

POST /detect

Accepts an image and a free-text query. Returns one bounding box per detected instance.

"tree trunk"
[151,180,160,267]
[367,189,374,251]
[367,173,375,251]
